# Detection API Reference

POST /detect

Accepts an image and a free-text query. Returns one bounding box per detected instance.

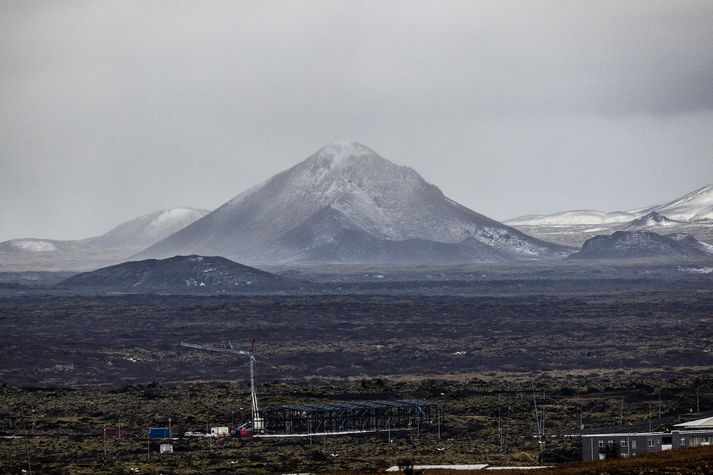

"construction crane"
[180,339,264,433]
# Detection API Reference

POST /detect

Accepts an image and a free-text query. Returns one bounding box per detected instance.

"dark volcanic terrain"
[2,260,713,473]
[2,284,713,386]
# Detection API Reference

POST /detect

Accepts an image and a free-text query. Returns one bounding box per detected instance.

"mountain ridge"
[507,185,713,226]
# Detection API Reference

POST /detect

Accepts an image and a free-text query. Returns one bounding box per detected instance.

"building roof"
[581,432,666,437]
[674,416,713,428]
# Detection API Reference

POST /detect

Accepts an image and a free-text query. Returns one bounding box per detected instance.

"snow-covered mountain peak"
[623,211,681,230]
[633,184,713,221]
[148,208,207,229]
[88,207,209,249]
[138,143,569,263]
[314,141,377,164]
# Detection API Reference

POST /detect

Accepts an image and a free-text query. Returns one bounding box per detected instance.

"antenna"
[532,382,544,462]
[648,402,652,432]
[180,340,264,433]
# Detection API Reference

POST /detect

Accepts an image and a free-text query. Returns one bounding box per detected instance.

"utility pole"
[504,393,511,455]
[498,403,502,452]
[437,405,441,441]
[648,402,652,432]
[22,417,32,475]
[532,382,543,463]
[658,391,661,418]
[620,397,623,426]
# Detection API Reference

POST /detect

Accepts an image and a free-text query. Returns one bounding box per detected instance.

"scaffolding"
[262,399,439,436]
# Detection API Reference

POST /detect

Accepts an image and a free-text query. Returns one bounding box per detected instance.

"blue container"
[148,427,171,439]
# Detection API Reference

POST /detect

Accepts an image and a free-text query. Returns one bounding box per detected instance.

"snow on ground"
[506,210,636,226]
[10,240,57,252]
[678,266,713,274]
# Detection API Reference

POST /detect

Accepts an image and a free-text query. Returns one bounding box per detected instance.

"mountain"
[632,185,713,221]
[61,255,300,293]
[138,142,569,264]
[622,211,683,231]
[568,231,712,259]
[0,208,209,271]
[0,238,87,253]
[505,185,713,247]
[666,232,713,255]
[86,208,209,249]
[507,185,713,226]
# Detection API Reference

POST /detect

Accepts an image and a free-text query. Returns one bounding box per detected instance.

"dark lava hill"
[569,231,712,259]
[61,255,301,293]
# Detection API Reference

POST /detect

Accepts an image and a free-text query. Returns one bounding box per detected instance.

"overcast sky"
[1,1,712,241]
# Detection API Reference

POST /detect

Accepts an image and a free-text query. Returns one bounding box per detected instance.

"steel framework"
[262,399,438,436]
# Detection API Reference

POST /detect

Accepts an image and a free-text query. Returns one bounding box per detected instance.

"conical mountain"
[138,142,569,264]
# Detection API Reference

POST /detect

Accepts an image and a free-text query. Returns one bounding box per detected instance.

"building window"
[608,440,614,446]
[599,440,605,448]
[680,437,686,445]
[632,440,637,449]
[648,439,655,447]
[620,439,628,448]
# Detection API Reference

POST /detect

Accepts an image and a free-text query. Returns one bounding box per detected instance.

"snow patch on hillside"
[506,210,636,226]
[10,240,57,252]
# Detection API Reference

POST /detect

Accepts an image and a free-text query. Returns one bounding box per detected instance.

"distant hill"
[0,208,208,271]
[568,231,713,259]
[86,208,210,249]
[138,142,568,264]
[61,255,301,293]
[622,211,683,231]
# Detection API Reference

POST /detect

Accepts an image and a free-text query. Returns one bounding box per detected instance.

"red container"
[104,427,122,438]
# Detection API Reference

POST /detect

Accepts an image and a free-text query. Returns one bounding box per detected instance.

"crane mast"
[180,339,264,433]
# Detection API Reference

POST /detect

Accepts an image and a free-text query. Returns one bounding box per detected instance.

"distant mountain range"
[505,185,713,247]
[0,208,208,271]
[2,143,711,271]
[61,255,301,293]
[507,185,713,226]
[137,142,569,265]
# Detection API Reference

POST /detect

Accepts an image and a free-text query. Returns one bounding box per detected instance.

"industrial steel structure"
[261,399,439,437]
